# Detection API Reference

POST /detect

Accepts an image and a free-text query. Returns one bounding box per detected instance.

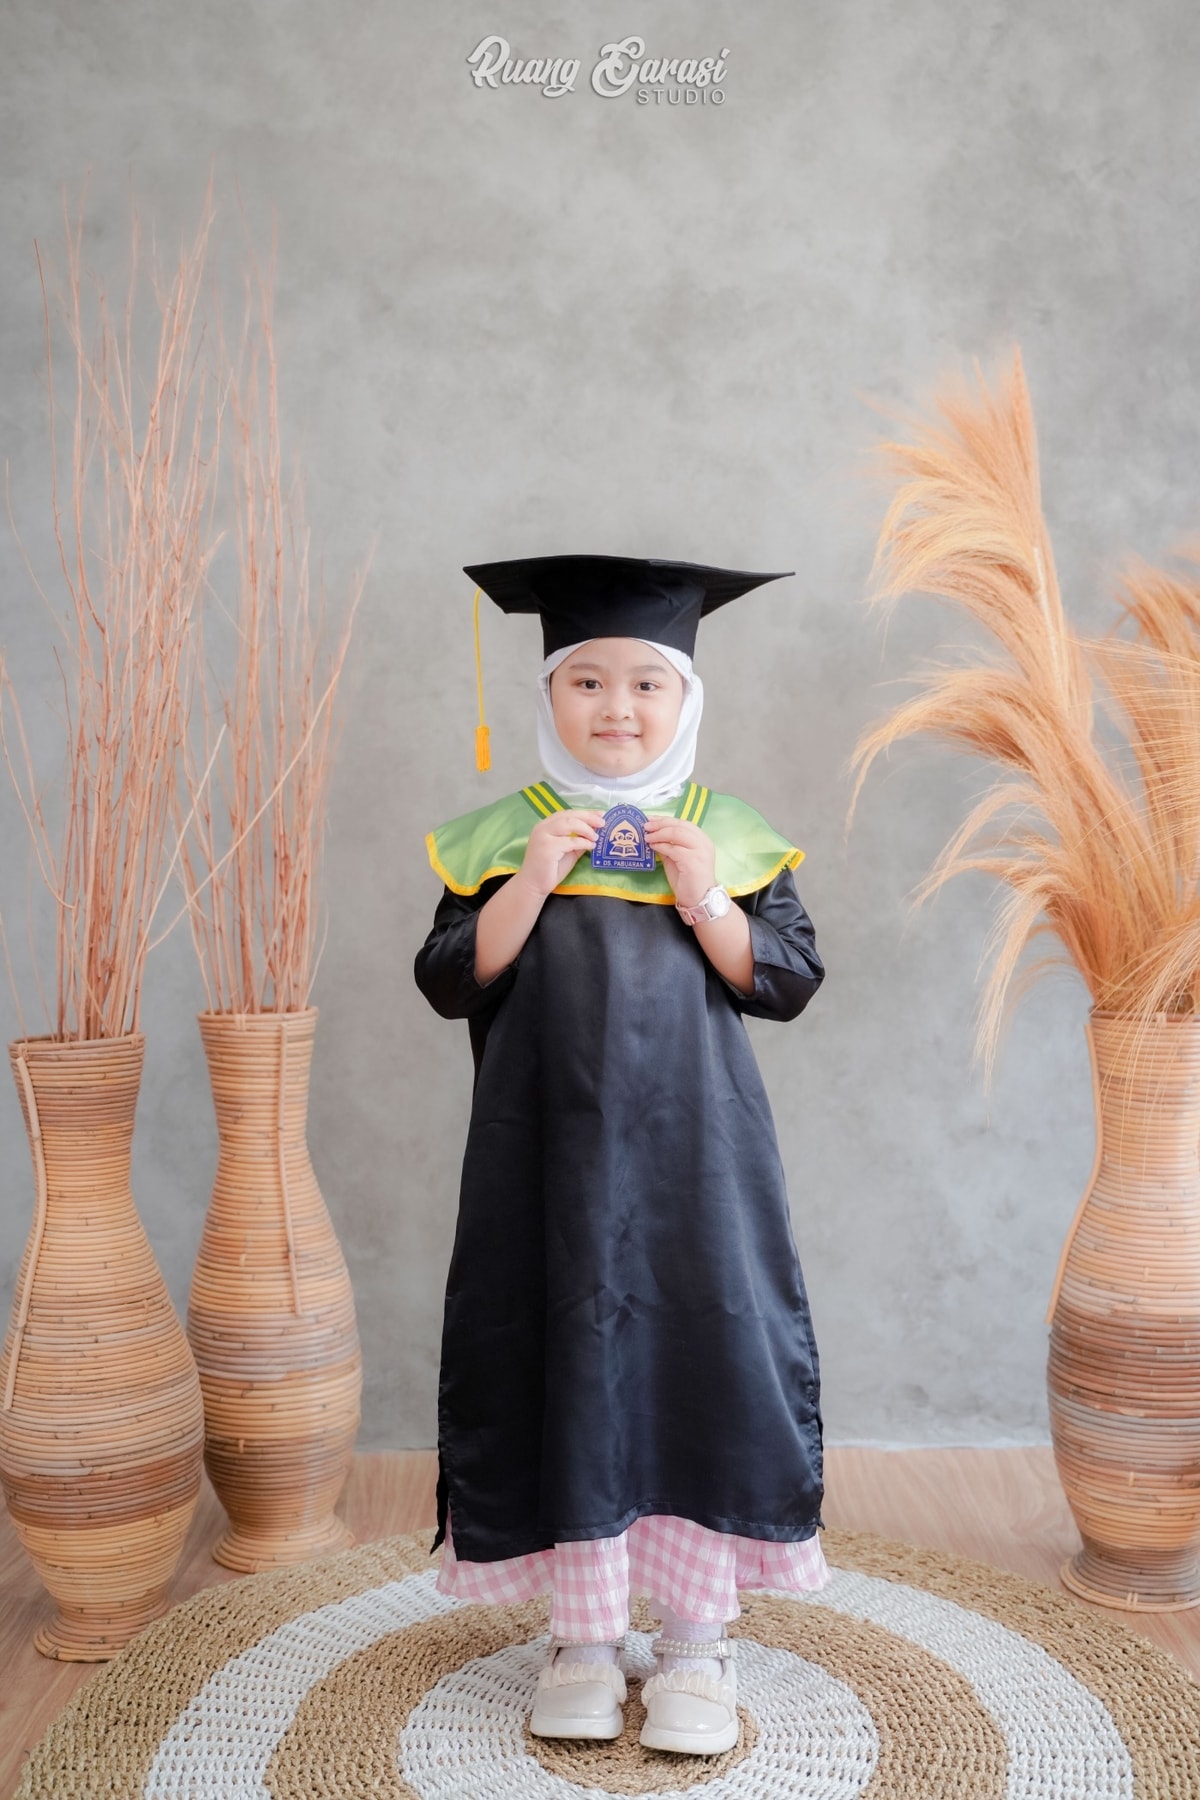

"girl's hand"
[644,817,717,909]
[516,810,605,898]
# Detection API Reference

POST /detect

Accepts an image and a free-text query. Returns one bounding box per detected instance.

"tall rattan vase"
[0,1033,205,1659]
[1048,1009,1200,1611]
[187,1007,362,1571]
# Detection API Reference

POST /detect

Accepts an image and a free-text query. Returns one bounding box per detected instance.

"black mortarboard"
[462,554,794,659]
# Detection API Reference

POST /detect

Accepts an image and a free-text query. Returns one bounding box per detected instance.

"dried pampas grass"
[849,350,1200,1081]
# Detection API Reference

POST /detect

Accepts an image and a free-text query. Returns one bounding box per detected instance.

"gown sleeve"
[722,868,825,1022]
[413,878,520,1020]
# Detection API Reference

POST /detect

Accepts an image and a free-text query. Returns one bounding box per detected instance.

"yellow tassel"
[472,584,491,772]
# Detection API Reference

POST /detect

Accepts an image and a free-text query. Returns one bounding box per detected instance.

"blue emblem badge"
[592,802,656,872]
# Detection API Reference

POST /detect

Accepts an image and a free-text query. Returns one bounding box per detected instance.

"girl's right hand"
[516,810,605,898]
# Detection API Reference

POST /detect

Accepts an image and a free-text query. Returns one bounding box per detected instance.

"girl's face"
[550,638,685,776]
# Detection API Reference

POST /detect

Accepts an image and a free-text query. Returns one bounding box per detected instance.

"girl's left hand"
[644,817,717,910]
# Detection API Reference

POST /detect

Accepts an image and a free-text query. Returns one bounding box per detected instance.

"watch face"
[708,886,731,918]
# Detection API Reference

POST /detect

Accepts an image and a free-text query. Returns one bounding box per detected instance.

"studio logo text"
[466,36,729,103]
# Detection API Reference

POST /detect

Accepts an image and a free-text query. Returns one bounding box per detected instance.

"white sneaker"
[529,1639,627,1739]
[639,1635,738,1755]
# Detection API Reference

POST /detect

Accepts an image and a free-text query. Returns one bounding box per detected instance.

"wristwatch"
[675,884,732,926]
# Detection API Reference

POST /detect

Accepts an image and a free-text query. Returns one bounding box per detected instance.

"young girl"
[414,554,828,1756]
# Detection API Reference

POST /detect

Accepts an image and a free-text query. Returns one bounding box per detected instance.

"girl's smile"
[550,637,685,776]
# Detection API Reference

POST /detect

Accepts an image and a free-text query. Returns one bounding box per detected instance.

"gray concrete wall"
[1,2,1197,1449]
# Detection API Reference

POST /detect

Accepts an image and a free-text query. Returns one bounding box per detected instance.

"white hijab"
[536,638,704,809]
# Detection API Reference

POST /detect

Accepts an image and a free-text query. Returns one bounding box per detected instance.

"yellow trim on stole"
[425,832,523,896]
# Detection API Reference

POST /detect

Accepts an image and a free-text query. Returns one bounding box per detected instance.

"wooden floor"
[2,1446,1198,1796]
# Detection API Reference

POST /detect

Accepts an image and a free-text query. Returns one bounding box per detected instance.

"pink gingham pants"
[437,1509,830,1639]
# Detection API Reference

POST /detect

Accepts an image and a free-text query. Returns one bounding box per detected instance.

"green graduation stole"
[425,780,804,904]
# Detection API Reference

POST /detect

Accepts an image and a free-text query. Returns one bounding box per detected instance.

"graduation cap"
[464,555,793,769]
[466,554,792,658]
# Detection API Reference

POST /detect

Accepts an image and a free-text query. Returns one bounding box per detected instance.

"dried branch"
[171,217,369,1014]
[0,178,221,1041]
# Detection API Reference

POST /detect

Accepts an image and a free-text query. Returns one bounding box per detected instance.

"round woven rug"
[14,1527,1200,1798]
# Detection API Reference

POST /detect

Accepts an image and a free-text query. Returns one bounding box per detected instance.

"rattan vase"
[187,1007,362,1571]
[1048,1008,1200,1611]
[0,1033,205,1660]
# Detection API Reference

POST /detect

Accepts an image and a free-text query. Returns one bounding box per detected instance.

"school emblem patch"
[592,803,655,872]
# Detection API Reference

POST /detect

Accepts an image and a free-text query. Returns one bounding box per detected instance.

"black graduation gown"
[413,867,825,1563]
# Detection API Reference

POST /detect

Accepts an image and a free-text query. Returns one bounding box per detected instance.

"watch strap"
[675,885,731,925]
